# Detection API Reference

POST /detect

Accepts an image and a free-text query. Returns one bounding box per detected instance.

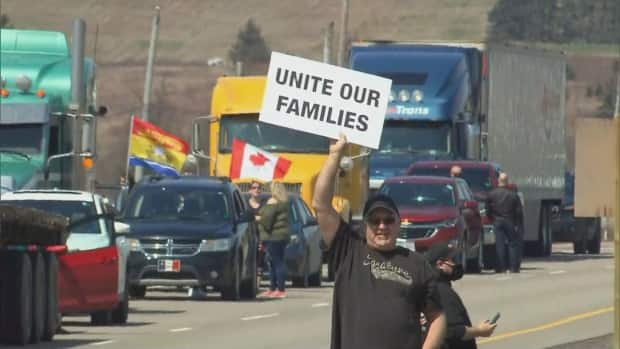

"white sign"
[260,52,392,149]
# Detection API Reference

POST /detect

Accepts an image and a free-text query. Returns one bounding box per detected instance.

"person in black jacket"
[426,242,497,349]
[486,172,524,273]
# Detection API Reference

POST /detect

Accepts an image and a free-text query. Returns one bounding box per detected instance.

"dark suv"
[120,176,259,301]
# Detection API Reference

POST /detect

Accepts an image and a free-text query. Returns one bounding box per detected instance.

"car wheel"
[111,280,129,324]
[240,254,258,299]
[30,252,45,343]
[129,285,146,299]
[0,252,33,345]
[90,310,112,326]
[221,256,241,301]
[292,254,310,288]
[573,237,587,254]
[42,252,58,341]
[482,245,497,270]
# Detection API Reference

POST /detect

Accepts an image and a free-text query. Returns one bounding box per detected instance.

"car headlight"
[437,218,458,228]
[126,238,142,252]
[412,89,424,102]
[389,90,396,102]
[199,238,232,252]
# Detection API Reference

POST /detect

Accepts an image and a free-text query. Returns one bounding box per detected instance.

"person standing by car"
[248,180,266,216]
[486,172,523,273]
[312,134,446,349]
[258,181,290,298]
[425,242,497,349]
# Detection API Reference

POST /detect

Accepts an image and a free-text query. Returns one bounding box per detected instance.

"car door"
[59,200,119,313]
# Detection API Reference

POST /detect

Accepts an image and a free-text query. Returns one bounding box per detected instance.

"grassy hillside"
[3,0,497,64]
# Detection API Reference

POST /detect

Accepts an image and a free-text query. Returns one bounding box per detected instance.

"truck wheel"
[0,252,33,345]
[587,219,601,255]
[129,285,146,299]
[30,252,45,344]
[482,245,497,270]
[573,237,586,254]
[42,252,59,341]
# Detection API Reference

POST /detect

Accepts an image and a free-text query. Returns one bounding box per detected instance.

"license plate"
[157,259,181,272]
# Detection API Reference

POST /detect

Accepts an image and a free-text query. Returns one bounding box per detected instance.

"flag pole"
[125,115,135,185]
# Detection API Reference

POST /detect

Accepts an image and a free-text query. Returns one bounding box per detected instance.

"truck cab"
[349,43,483,192]
[0,29,99,192]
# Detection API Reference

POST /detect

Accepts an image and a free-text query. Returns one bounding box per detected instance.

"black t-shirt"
[436,278,476,349]
[324,221,442,349]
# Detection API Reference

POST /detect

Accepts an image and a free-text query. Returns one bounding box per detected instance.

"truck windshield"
[379,182,456,207]
[378,121,450,153]
[1,200,100,234]
[219,114,329,153]
[0,124,43,154]
[124,187,232,223]
[411,167,493,192]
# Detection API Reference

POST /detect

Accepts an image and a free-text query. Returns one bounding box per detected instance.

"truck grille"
[399,226,436,239]
[140,238,202,257]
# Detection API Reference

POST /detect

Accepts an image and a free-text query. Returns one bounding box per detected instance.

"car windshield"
[410,167,493,192]
[1,199,100,234]
[125,187,232,223]
[219,114,329,153]
[379,182,456,207]
[0,124,43,154]
[377,121,450,153]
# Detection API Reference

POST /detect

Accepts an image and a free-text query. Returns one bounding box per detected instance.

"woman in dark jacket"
[258,181,290,298]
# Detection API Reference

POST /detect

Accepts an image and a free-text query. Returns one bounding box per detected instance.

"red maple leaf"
[249,152,270,166]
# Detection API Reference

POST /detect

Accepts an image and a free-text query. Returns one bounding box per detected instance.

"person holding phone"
[425,242,497,349]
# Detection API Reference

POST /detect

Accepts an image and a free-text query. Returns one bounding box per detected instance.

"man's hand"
[329,133,347,155]
[476,321,497,337]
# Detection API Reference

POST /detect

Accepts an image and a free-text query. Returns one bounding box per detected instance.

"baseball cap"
[425,242,461,264]
[363,194,400,218]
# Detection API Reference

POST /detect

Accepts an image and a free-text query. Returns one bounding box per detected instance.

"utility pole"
[614,46,620,349]
[336,0,349,67]
[135,6,161,182]
[71,19,86,191]
[323,21,335,64]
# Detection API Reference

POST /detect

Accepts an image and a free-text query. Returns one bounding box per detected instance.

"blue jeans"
[265,240,287,291]
[494,219,521,272]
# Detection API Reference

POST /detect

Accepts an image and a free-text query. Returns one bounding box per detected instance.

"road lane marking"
[170,327,192,333]
[312,302,330,308]
[494,276,511,281]
[478,306,613,345]
[91,340,115,346]
[549,270,566,275]
[241,313,279,321]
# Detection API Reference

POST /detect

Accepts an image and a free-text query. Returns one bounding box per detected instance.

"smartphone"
[489,312,501,324]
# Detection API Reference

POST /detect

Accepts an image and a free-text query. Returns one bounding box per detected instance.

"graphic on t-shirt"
[363,254,412,286]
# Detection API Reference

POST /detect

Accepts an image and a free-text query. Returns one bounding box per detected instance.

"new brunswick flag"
[128,116,189,177]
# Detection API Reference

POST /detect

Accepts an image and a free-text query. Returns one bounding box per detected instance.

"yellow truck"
[192,76,369,222]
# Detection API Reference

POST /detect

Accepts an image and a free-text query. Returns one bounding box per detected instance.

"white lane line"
[169,327,192,333]
[312,302,330,308]
[241,313,280,321]
[494,276,511,281]
[91,340,115,346]
[549,270,567,275]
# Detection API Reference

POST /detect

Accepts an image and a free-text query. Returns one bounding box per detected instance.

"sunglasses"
[367,215,397,226]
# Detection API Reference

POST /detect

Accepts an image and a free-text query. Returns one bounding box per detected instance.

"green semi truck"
[0,19,107,345]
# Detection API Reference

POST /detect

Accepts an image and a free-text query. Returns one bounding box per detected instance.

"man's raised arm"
[312,134,347,248]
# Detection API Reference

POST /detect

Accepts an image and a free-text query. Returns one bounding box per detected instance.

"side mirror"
[114,221,130,234]
[463,200,479,210]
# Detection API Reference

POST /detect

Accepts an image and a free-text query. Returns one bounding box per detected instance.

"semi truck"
[0,19,108,345]
[191,76,369,222]
[349,42,567,256]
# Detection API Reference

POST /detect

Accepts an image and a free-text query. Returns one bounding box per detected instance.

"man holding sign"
[313,135,446,349]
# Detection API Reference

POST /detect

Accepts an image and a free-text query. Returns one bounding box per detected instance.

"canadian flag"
[230,139,292,181]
